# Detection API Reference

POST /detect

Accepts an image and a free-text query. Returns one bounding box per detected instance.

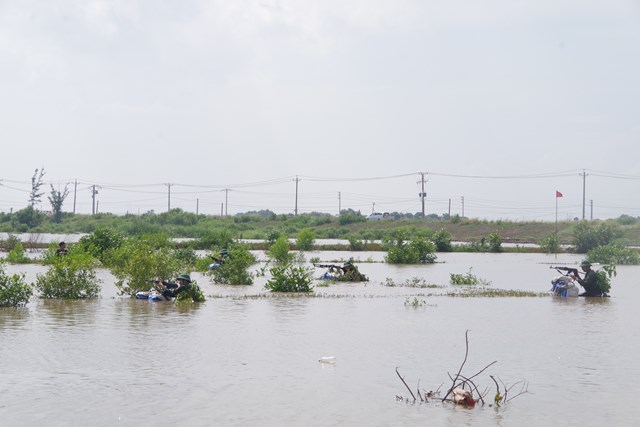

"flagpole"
[555,195,558,259]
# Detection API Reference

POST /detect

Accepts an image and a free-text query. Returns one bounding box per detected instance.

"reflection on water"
[1,253,639,426]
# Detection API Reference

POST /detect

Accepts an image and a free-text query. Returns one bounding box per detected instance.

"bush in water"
[268,235,294,264]
[296,228,316,251]
[174,280,206,303]
[6,242,30,264]
[488,232,503,253]
[210,244,256,285]
[384,231,437,264]
[573,221,622,253]
[0,264,32,307]
[449,268,491,286]
[265,263,313,292]
[539,233,560,254]
[109,239,185,296]
[35,249,101,299]
[587,244,640,265]
[432,228,453,252]
[76,226,126,264]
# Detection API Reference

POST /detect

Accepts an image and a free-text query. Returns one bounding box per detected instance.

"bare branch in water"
[442,329,471,402]
[396,367,417,402]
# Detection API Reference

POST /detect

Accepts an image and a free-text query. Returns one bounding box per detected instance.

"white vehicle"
[367,212,389,221]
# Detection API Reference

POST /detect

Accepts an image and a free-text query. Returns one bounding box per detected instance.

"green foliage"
[6,242,30,264]
[193,229,233,250]
[268,235,294,264]
[109,239,185,296]
[432,228,453,252]
[210,244,256,285]
[174,280,206,303]
[488,232,503,253]
[347,234,365,251]
[173,247,197,267]
[450,268,490,286]
[573,221,623,253]
[266,230,282,246]
[35,249,101,299]
[15,205,45,228]
[587,244,640,265]
[296,228,316,251]
[77,226,127,264]
[595,271,612,295]
[265,263,313,292]
[339,209,366,225]
[0,265,32,307]
[539,233,560,254]
[384,232,437,264]
[616,215,638,225]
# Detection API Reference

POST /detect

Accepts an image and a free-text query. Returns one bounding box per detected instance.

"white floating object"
[318,356,336,364]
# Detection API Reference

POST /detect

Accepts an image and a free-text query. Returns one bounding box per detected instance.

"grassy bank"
[2,209,640,247]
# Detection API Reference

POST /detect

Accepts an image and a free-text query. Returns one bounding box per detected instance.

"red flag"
[556,190,563,198]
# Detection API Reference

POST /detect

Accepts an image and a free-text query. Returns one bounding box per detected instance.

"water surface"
[1,252,638,426]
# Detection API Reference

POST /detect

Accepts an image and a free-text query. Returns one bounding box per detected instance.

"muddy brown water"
[1,252,639,426]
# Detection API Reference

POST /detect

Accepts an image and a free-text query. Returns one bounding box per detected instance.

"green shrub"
[0,265,32,307]
[265,263,313,292]
[573,221,623,253]
[449,268,490,286]
[432,228,452,252]
[539,233,560,254]
[488,232,502,253]
[210,244,256,285]
[268,235,294,264]
[76,226,126,263]
[6,242,30,264]
[174,280,206,303]
[587,244,640,265]
[296,228,316,251]
[347,234,365,251]
[109,239,185,296]
[35,250,101,299]
[384,232,437,264]
[193,230,234,250]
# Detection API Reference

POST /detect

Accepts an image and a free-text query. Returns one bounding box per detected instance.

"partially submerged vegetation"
[3,206,640,250]
[396,331,529,407]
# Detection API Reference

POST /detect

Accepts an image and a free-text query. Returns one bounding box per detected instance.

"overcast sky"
[1,0,639,220]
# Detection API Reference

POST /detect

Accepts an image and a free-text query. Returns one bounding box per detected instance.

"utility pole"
[461,196,465,218]
[590,199,593,220]
[448,198,451,218]
[196,198,199,216]
[580,170,588,220]
[338,191,341,216]
[418,172,427,219]
[294,175,299,216]
[166,183,173,212]
[73,179,77,214]
[91,185,98,215]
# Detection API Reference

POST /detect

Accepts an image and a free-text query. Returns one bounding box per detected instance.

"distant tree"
[28,167,46,207]
[48,184,69,223]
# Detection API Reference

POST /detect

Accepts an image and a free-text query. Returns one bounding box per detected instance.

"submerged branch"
[396,367,417,402]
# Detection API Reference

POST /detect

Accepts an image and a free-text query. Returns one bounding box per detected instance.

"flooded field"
[2,252,639,426]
